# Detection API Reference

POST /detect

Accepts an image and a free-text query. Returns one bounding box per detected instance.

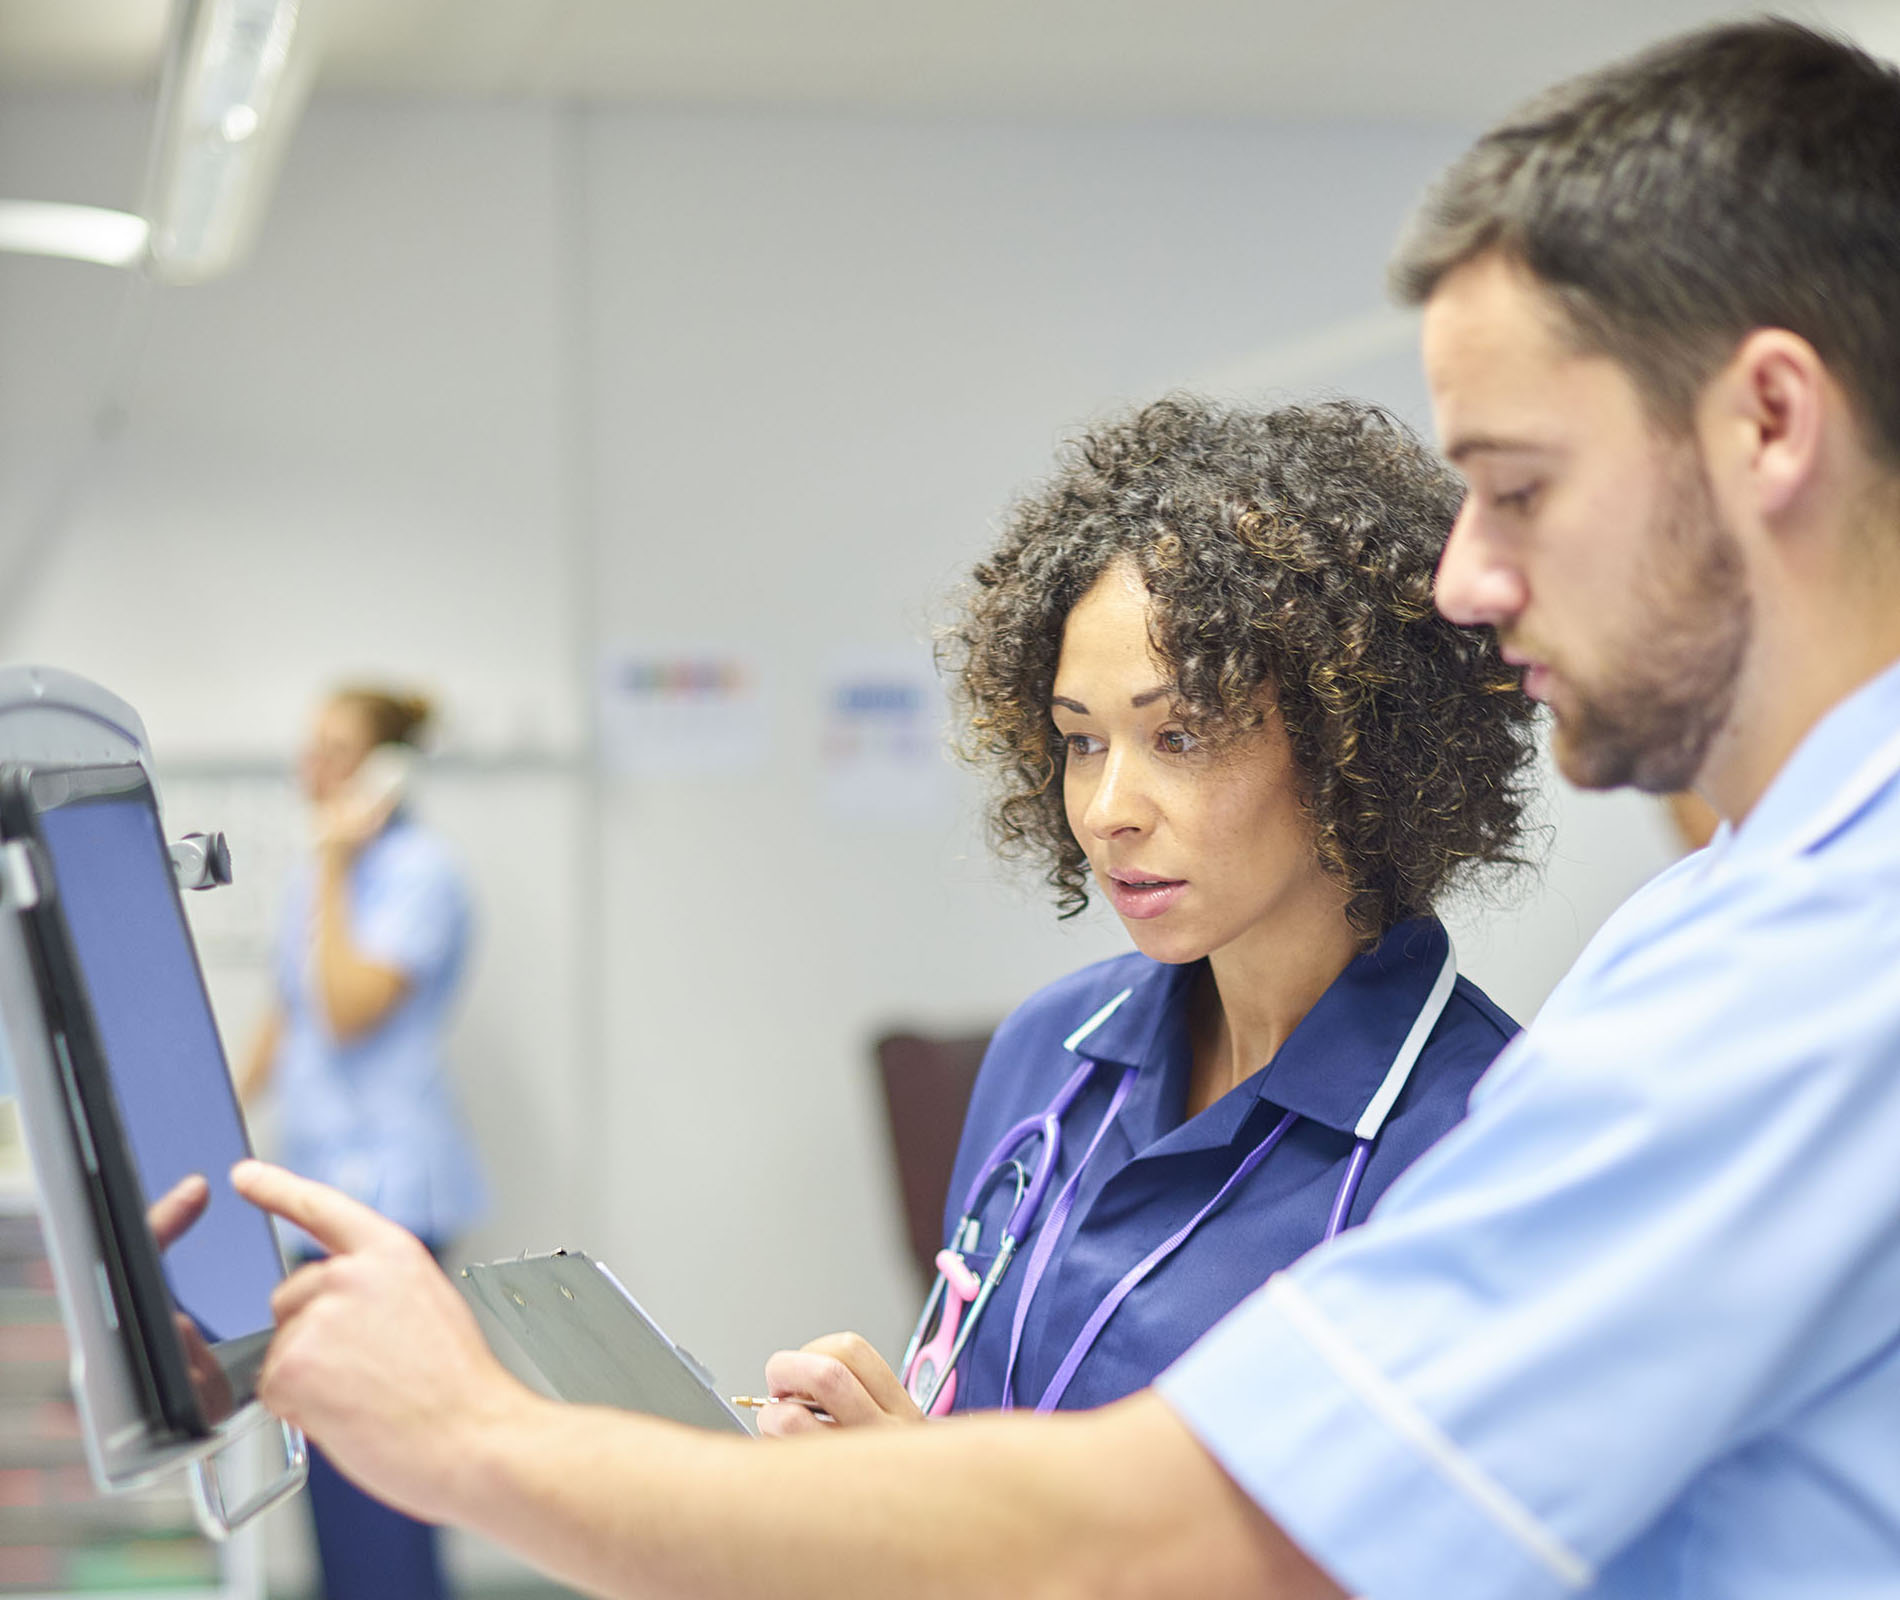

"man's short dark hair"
[1392,19,1900,463]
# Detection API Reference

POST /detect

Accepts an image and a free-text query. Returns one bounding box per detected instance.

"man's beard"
[1547,453,1752,795]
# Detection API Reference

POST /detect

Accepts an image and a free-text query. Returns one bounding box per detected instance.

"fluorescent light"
[0,202,150,269]
[142,0,322,285]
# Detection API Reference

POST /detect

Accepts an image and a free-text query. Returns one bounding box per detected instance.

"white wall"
[0,88,1680,1589]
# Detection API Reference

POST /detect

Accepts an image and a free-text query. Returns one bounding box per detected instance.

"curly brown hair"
[944,395,1536,942]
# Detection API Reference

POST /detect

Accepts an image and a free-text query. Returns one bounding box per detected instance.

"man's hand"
[759,1331,926,1436]
[230,1159,537,1522]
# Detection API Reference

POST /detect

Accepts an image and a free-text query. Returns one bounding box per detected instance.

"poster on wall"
[597,645,769,777]
[819,645,952,826]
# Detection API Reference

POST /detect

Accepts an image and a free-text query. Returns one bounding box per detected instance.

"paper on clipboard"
[458,1250,751,1437]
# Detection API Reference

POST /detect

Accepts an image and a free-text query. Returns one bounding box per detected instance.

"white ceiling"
[2,0,1899,122]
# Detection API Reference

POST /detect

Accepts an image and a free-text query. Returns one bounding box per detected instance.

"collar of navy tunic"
[1071,914,1456,1146]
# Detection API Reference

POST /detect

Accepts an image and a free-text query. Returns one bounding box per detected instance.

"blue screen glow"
[39,796,281,1346]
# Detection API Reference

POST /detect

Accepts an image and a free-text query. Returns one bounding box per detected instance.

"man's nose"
[1435,502,1528,628]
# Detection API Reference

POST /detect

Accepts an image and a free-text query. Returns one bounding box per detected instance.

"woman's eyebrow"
[1050,686,1174,715]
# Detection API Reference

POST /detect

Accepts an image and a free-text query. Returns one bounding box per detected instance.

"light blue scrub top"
[1160,656,1900,1599]
[273,814,485,1249]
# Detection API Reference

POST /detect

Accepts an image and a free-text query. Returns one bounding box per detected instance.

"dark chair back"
[873,1030,992,1288]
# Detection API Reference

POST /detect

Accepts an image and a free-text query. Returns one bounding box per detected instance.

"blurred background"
[0,0,1891,1594]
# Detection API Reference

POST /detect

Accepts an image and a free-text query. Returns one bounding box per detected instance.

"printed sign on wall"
[597,646,769,777]
[819,646,951,825]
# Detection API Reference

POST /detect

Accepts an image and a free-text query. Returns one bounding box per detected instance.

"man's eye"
[1493,484,1539,512]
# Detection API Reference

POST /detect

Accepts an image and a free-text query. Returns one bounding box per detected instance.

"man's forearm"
[235,1160,1342,1600]
[447,1387,1342,1600]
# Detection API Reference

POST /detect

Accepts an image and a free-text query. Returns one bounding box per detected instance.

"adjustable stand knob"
[169,832,233,891]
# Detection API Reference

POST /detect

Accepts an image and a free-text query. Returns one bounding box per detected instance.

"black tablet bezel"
[0,761,260,1439]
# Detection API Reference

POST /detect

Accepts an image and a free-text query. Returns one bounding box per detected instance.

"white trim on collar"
[1353,940,1459,1143]
[1064,986,1134,1054]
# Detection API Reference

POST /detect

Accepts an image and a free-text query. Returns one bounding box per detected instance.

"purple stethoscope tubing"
[900,995,1136,1409]
[966,1056,1097,1237]
[899,1057,1107,1412]
[996,1064,1140,1410]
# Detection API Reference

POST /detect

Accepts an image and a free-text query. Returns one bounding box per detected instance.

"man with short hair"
[236,19,1900,1597]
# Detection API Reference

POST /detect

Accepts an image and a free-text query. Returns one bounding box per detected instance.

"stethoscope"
[900,942,1459,1417]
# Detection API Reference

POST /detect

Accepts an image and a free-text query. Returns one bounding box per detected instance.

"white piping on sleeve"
[1265,1275,1595,1591]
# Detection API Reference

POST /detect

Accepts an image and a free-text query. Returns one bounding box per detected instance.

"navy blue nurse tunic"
[939,915,1515,1413]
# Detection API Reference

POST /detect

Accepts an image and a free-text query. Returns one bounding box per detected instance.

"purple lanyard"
[998,1063,1138,1411]
[1001,1102,1304,1413]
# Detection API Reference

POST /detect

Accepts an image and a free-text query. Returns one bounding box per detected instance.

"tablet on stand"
[0,666,305,1540]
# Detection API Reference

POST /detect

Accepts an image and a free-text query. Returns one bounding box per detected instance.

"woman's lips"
[1106,872,1187,920]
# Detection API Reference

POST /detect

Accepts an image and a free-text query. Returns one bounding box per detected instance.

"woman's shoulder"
[1367,971,1521,1166]
[1376,917,1520,1063]
[1447,974,1519,1044]
[368,818,466,886]
[1420,972,1521,1090]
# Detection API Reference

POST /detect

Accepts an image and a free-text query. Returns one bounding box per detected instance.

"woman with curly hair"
[762,395,1536,1430]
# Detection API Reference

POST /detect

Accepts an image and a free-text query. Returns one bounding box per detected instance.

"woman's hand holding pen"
[756,1332,926,1436]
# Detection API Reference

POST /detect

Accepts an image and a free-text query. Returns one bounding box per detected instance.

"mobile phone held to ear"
[0,761,287,1440]
[342,743,414,819]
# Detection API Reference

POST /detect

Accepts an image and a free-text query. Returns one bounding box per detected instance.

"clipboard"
[458,1251,751,1437]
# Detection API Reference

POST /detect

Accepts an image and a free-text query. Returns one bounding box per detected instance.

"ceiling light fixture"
[0,0,322,283]
[0,202,150,269]
[141,0,324,284]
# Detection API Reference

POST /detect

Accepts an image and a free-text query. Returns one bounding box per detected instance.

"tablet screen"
[38,792,282,1353]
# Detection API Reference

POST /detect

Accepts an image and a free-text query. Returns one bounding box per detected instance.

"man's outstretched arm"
[234,1160,1343,1600]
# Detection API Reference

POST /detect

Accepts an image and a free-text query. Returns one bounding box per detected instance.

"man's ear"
[1702,328,1828,520]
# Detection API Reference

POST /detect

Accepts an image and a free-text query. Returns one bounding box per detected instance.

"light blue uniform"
[1160,657,1900,1599]
[273,814,485,1248]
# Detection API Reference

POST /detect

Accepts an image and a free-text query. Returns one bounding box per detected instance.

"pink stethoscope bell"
[903,1248,983,1416]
